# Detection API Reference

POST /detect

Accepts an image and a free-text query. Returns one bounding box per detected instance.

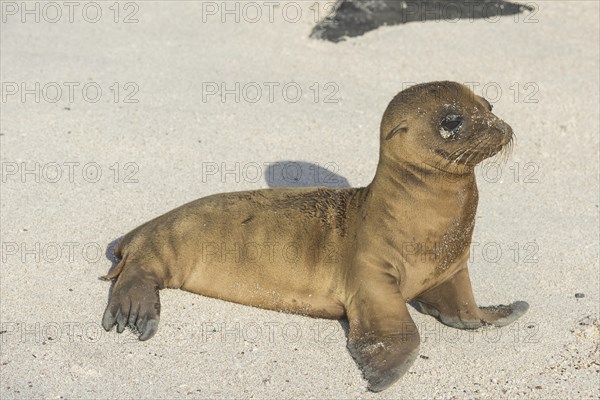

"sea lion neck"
[368,153,476,197]
[360,152,478,232]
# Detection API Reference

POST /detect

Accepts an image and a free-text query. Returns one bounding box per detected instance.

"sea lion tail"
[100,255,127,281]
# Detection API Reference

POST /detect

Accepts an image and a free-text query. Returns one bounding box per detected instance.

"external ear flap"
[385,120,408,140]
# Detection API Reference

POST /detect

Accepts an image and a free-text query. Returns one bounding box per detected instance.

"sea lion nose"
[496,119,513,137]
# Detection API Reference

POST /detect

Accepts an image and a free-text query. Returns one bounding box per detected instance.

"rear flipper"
[413,267,529,329]
[101,261,161,341]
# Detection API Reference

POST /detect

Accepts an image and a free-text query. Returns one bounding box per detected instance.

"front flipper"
[346,279,420,392]
[413,267,529,329]
[101,263,161,341]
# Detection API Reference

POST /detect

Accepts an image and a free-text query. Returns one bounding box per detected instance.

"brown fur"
[101,81,528,391]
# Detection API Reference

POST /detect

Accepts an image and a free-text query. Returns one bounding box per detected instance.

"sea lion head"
[380,81,513,172]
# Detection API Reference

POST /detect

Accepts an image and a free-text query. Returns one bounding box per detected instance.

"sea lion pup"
[101,81,529,392]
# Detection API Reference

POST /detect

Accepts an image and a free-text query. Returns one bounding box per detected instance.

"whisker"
[434,135,488,171]
[427,130,516,172]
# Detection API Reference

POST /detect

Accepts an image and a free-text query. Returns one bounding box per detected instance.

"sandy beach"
[1,1,598,398]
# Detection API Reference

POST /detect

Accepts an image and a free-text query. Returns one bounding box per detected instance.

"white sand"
[1,1,598,398]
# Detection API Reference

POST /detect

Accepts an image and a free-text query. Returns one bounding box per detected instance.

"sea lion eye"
[440,114,463,138]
